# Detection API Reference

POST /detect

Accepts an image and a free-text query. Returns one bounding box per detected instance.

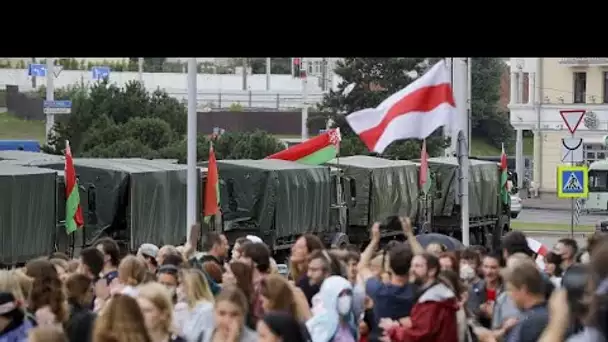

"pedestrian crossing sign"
[557,165,588,199]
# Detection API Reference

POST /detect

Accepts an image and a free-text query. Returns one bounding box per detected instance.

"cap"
[246,235,263,244]
[138,243,159,258]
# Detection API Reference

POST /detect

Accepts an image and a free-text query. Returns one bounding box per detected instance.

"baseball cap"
[138,243,159,258]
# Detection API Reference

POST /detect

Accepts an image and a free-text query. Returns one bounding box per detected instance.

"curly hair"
[25,258,68,323]
[93,294,152,342]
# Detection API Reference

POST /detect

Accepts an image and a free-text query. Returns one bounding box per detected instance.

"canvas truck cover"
[428,157,499,217]
[216,159,331,237]
[0,151,64,165]
[0,165,57,264]
[107,159,189,248]
[325,155,419,227]
[24,158,189,249]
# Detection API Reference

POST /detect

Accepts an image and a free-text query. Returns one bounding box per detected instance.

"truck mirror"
[433,172,442,199]
[87,184,98,225]
[227,179,238,211]
[348,178,357,207]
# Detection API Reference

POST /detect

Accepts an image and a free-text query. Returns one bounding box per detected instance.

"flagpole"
[454,58,470,246]
[187,58,198,242]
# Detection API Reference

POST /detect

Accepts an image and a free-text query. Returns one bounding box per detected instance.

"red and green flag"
[500,143,509,204]
[419,140,431,195]
[266,128,341,165]
[204,142,220,223]
[64,140,84,234]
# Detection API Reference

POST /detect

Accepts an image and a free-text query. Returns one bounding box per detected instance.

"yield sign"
[560,110,586,134]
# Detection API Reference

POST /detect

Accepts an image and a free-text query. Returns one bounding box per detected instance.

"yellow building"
[509,58,608,193]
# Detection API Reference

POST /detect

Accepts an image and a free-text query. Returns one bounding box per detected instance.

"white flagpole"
[187,58,198,241]
[453,58,470,246]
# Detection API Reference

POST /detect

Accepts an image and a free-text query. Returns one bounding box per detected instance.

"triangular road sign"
[560,110,586,134]
[53,65,64,78]
[564,172,583,191]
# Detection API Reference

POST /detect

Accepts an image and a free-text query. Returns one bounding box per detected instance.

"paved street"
[516,208,602,226]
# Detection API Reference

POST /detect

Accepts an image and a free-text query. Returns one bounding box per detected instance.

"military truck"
[19,158,192,254]
[214,159,342,260]
[325,156,419,245]
[424,157,510,249]
[0,164,58,265]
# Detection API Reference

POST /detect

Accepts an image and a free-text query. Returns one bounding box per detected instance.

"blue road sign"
[91,66,111,80]
[28,64,47,77]
[43,100,72,115]
[557,165,588,199]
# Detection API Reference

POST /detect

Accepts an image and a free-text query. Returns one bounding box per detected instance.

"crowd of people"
[0,218,607,342]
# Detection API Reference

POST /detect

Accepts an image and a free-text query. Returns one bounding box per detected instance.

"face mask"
[460,264,476,281]
[337,295,352,316]
[166,285,176,297]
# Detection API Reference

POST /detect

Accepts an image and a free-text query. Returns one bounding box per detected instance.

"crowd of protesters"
[1,218,608,342]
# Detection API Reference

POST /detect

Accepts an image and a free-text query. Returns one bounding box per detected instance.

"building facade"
[509,58,608,193]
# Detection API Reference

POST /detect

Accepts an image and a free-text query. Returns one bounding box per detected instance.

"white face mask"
[337,295,352,316]
[460,264,476,281]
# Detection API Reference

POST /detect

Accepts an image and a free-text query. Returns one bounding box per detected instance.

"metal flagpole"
[301,58,309,140]
[186,58,198,241]
[454,58,470,246]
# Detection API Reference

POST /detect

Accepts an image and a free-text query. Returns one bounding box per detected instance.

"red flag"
[204,143,219,219]
[65,141,84,233]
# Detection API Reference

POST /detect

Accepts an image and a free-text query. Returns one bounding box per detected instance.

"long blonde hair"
[0,270,26,303]
[179,268,214,308]
[137,282,174,334]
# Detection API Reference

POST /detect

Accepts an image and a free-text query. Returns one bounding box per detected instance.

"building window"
[604,72,608,103]
[573,72,587,103]
[584,143,608,163]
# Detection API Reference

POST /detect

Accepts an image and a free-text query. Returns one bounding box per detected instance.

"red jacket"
[387,283,459,342]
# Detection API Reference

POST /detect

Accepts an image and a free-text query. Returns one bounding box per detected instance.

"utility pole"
[138,58,144,85]
[186,58,198,241]
[301,58,309,140]
[266,57,271,90]
[31,57,37,89]
[45,58,55,143]
[242,58,248,90]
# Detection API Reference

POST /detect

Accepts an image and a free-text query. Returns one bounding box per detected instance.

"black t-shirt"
[295,275,320,307]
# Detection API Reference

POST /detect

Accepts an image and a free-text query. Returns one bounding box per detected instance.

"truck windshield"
[589,170,608,192]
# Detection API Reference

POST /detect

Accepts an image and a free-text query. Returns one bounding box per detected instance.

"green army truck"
[24,158,191,254]
[0,164,57,265]
[424,157,510,249]
[214,159,338,260]
[325,155,419,245]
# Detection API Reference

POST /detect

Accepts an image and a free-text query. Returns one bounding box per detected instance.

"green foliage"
[318,58,449,160]
[41,80,284,162]
[470,58,514,149]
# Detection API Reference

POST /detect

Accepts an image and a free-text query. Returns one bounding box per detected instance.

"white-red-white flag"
[345,60,456,153]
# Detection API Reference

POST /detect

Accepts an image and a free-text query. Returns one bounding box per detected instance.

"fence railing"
[170,91,326,110]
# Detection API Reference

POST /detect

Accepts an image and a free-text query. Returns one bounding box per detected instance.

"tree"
[318,58,448,159]
[470,58,514,149]
[43,80,285,162]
